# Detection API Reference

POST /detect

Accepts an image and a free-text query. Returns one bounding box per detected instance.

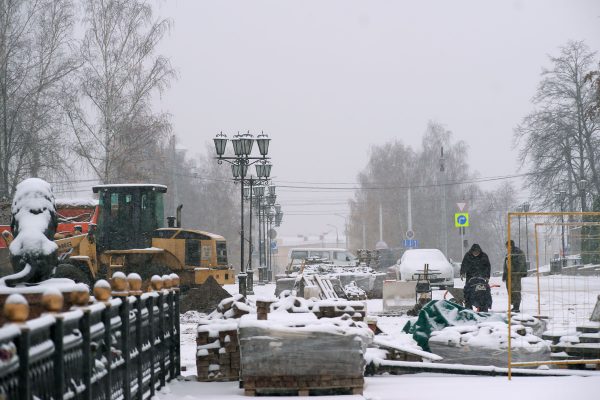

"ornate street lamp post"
[557,190,567,271]
[213,131,271,296]
[578,179,587,212]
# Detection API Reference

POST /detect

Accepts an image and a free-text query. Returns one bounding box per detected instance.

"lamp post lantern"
[213,131,271,296]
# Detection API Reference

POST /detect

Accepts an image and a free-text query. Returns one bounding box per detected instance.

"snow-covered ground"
[156,374,600,400]
[169,277,600,400]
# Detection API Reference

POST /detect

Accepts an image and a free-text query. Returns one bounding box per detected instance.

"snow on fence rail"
[0,275,181,400]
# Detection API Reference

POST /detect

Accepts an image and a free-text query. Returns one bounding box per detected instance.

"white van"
[288,247,357,267]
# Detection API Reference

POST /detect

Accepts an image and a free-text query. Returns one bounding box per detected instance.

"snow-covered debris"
[344,281,368,300]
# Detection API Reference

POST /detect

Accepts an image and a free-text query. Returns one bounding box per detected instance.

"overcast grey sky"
[156,0,600,239]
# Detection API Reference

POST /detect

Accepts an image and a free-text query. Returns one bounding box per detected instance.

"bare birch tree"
[515,41,599,211]
[0,0,77,198]
[67,0,174,183]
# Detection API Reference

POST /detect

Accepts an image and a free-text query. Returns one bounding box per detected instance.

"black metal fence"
[0,289,180,400]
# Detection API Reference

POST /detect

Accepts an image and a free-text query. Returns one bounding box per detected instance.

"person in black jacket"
[460,244,491,281]
[460,244,491,310]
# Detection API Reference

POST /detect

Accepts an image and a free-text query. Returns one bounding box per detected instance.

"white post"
[362,221,366,249]
[407,186,412,233]
[379,203,383,242]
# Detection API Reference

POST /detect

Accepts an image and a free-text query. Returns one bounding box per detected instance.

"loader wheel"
[54,264,92,288]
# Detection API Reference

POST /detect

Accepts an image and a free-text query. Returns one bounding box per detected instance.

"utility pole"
[362,221,366,249]
[440,147,448,257]
[170,135,179,214]
[407,186,412,234]
[379,203,383,243]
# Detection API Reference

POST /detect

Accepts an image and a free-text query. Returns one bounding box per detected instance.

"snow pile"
[344,281,367,300]
[206,294,251,320]
[271,292,313,313]
[429,320,549,352]
[9,178,57,257]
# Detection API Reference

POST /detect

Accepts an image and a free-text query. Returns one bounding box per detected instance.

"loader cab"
[92,184,167,252]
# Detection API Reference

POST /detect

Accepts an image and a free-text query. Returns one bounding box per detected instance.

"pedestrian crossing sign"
[455,213,469,227]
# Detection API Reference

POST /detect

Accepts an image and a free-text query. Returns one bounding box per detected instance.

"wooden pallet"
[243,375,364,397]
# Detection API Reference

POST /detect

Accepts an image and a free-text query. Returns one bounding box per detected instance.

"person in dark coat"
[502,240,527,313]
[460,244,491,310]
[460,244,491,281]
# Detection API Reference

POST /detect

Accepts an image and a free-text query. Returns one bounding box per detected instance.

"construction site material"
[382,280,417,312]
[402,300,501,352]
[550,320,600,364]
[179,276,232,313]
[196,320,240,382]
[364,358,600,377]
[312,299,366,322]
[207,294,251,320]
[274,276,295,297]
[429,322,550,367]
[238,314,371,396]
[255,298,275,320]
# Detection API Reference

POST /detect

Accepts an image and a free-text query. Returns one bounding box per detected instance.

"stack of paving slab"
[238,312,372,396]
[547,295,600,368]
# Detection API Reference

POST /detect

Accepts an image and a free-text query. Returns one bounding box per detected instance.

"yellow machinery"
[39,184,235,289]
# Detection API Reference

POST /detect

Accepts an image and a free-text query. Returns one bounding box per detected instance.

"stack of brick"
[313,300,366,322]
[196,321,240,381]
[255,299,275,320]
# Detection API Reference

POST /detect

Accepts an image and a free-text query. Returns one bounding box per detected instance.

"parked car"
[288,247,358,267]
[391,248,454,289]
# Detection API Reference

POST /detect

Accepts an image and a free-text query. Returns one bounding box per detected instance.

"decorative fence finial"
[93,279,111,301]
[3,293,29,322]
[151,275,163,291]
[42,288,64,312]
[127,273,142,295]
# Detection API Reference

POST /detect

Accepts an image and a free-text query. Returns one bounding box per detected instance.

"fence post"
[102,301,113,399]
[174,282,181,377]
[166,284,175,381]
[157,290,166,388]
[148,294,156,397]
[171,274,181,377]
[150,275,167,390]
[52,315,65,400]
[16,327,31,400]
[111,272,132,400]
[119,294,132,400]
[80,308,92,400]
[126,273,144,400]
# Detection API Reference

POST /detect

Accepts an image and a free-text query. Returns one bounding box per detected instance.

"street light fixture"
[256,131,271,157]
[255,162,272,179]
[213,132,228,157]
[212,130,272,297]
